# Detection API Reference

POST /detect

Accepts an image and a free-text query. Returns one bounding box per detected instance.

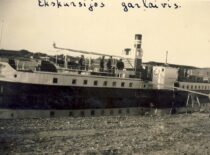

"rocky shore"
[1,113,210,154]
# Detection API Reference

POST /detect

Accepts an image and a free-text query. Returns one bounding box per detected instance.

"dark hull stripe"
[0,81,209,110]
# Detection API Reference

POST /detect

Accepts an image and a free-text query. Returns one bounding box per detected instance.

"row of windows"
[181,85,210,90]
[53,77,136,88]
[50,109,131,117]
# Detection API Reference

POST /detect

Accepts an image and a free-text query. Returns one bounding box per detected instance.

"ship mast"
[53,43,124,58]
[165,51,168,65]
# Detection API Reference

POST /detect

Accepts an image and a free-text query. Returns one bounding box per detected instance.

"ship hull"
[0,80,203,110]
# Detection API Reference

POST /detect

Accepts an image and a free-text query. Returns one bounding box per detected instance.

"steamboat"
[0,34,209,118]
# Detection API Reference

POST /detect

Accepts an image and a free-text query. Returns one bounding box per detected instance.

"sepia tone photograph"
[0,0,210,154]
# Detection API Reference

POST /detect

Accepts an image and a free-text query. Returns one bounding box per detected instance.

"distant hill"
[0,49,32,59]
[0,49,49,60]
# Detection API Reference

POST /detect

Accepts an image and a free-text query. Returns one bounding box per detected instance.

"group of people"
[78,55,125,73]
[100,56,124,73]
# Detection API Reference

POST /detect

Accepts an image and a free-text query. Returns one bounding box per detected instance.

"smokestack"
[124,48,131,55]
[134,34,143,77]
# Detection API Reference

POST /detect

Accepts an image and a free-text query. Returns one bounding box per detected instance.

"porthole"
[80,111,85,117]
[69,111,73,117]
[118,109,122,114]
[53,78,58,84]
[101,110,105,115]
[91,110,95,116]
[103,81,107,86]
[72,79,77,84]
[83,80,88,85]
[50,111,55,117]
[121,82,125,87]
[94,80,98,86]
[126,109,130,114]
[112,82,116,87]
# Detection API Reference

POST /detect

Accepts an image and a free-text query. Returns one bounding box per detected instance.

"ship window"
[72,79,77,84]
[103,81,107,86]
[80,111,85,117]
[53,78,58,84]
[50,111,55,117]
[14,74,17,78]
[144,84,146,88]
[198,86,200,89]
[101,110,105,115]
[121,82,125,87]
[191,85,193,89]
[162,68,164,72]
[118,109,122,114]
[112,82,116,87]
[83,80,88,85]
[182,85,185,89]
[91,110,95,116]
[186,85,189,89]
[69,111,73,117]
[129,82,133,87]
[94,80,98,86]
[195,86,197,89]
[126,108,130,114]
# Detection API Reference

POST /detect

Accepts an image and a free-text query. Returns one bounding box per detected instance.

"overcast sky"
[0,0,210,67]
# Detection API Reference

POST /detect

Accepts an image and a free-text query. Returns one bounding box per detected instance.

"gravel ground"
[1,113,210,155]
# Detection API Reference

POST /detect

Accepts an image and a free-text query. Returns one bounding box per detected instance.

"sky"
[0,0,210,67]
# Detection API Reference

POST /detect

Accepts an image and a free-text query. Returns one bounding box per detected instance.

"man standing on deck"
[107,56,112,73]
[100,56,105,72]
[79,55,85,70]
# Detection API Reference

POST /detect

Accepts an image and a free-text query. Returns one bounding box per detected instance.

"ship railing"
[54,63,133,77]
[155,83,210,98]
[155,83,210,113]
[56,66,124,77]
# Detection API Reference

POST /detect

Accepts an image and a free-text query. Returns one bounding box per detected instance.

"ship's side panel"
[0,81,179,110]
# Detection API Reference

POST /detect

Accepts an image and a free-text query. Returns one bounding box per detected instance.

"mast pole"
[165,51,168,65]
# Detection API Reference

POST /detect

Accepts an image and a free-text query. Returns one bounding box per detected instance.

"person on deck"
[100,56,105,72]
[79,55,85,70]
[107,56,112,73]
[116,59,124,70]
